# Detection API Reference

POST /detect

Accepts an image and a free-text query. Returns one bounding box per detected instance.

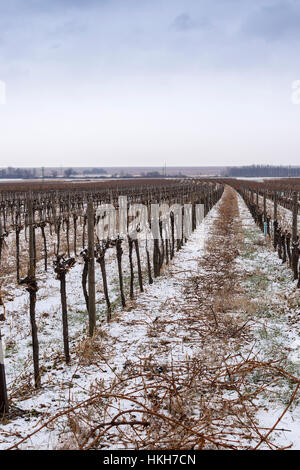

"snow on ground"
[0,200,219,449]
[1,188,300,449]
[1,223,155,390]
[236,194,300,449]
[257,193,300,233]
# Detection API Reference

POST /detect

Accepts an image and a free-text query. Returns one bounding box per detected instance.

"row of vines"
[226,178,300,283]
[0,178,224,416]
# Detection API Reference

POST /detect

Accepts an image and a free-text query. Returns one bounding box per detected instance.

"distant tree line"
[0,167,185,180]
[226,165,300,177]
[82,168,107,175]
[141,171,186,178]
[0,167,37,179]
[64,168,108,177]
[0,167,109,179]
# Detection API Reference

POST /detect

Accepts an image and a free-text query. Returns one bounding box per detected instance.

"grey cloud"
[52,20,88,36]
[170,12,209,32]
[242,1,300,41]
[0,0,103,15]
[171,13,195,31]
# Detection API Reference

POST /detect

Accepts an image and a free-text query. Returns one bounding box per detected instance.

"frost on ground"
[257,192,299,233]
[0,219,155,394]
[1,186,300,450]
[237,196,300,449]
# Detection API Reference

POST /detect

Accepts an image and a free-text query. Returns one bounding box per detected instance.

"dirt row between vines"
[1,185,300,450]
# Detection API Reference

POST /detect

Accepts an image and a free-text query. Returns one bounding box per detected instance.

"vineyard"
[1,178,300,450]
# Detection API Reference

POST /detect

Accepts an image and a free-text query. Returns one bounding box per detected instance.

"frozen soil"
[1,186,300,450]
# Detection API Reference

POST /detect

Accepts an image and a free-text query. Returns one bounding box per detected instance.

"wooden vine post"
[59,265,70,363]
[263,191,267,235]
[273,191,278,249]
[263,191,266,219]
[274,191,278,221]
[28,196,40,388]
[128,235,134,298]
[146,238,153,284]
[87,200,96,336]
[292,192,298,244]
[96,242,111,322]
[15,209,21,283]
[152,204,161,277]
[80,249,89,312]
[0,323,9,415]
[134,239,144,293]
[292,192,299,282]
[116,237,126,307]
[54,255,76,364]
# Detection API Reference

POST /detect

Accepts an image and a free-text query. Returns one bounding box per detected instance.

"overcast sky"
[0,0,300,167]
